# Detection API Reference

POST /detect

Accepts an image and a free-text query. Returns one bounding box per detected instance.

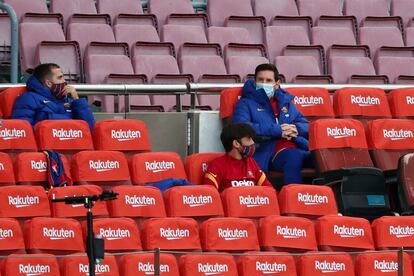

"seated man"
[12,63,95,131]
[203,123,272,192]
[232,63,312,185]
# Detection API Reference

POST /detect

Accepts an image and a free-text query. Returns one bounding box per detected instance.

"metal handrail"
[0,3,18,83]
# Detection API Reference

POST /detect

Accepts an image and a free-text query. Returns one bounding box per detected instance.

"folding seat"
[207,0,254,27]
[148,0,195,27]
[309,119,391,219]
[329,56,377,83]
[315,215,374,252]
[284,87,335,120]
[343,0,389,25]
[258,215,317,253]
[50,0,97,27]
[254,0,299,25]
[0,218,25,255]
[161,25,207,53]
[14,152,71,186]
[2,254,60,276]
[388,88,414,119]
[119,252,179,276]
[3,0,48,21]
[275,56,322,83]
[179,254,238,276]
[391,0,414,26]
[97,0,143,22]
[208,27,253,50]
[200,217,259,252]
[0,120,38,155]
[20,22,65,74]
[297,0,342,24]
[0,153,15,186]
[0,87,26,119]
[359,27,404,58]
[184,152,224,184]
[398,153,414,214]
[219,86,243,121]
[34,120,94,161]
[60,254,119,276]
[23,217,84,254]
[371,216,414,251]
[129,152,187,185]
[141,217,201,250]
[311,26,356,53]
[297,253,355,276]
[316,16,358,36]
[238,252,297,276]
[375,48,414,83]
[355,251,413,276]
[48,185,108,219]
[114,24,160,51]
[226,15,267,45]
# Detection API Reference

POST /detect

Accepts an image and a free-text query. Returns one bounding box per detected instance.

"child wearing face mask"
[203,123,273,192]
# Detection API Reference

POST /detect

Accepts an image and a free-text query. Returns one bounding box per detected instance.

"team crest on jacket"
[281,106,288,113]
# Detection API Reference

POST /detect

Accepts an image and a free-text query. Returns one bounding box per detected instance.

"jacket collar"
[26,75,55,100]
[241,79,295,106]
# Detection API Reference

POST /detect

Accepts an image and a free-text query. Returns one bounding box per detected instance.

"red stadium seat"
[355,251,413,276]
[0,153,15,186]
[23,217,84,254]
[0,87,26,119]
[297,253,355,276]
[237,252,297,276]
[179,254,238,276]
[119,252,179,276]
[2,254,60,276]
[48,185,108,218]
[200,217,260,252]
[60,254,119,276]
[258,215,317,253]
[278,184,338,219]
[141,217,201,251]
[130,152,187,185]
[398,153,414,214]
[315,215,374,252]
[184,152,224,185]
[164,185,224,220]
[388,88,414,119]
[0,218,25,256]
[71,150,131,187]
[372,216,414,250]
[84,217,141,252]
[221,186,279,218]
[219,87,243,120]
[0,120,37,156]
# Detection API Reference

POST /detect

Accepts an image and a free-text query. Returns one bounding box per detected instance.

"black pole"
[86,199,96,276]
[398,247,404,276]
[154,248,160,276]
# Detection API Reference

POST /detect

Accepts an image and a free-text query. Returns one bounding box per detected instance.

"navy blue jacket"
[232,79,309,172]
[12,76,95,132]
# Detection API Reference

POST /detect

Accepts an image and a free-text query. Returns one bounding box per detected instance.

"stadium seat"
[207,0,254,27]
[50,0,98,27]
[114,24,160,51]
[278,184,338,219]
[148,0,195,27]
[391,0,414,26]
[23,217,84,254]
[398,154,414,214]
[161,25,207,53]
[253,0,299,25]
[129,152,187,185]
[219,87,243,120]
[20,22,66,74]
[93,119,151,156]
[0,218,25,255]
[179,254,238,276]
[200,217,259,252]
[372,216,414,250]
[141,217,201,250]
[0,87,26,119]
[309,119,391,219]
[329,56,377,84]
[258,215,317,252]
[14,152,71,186]
[97,0,143,22]
[311,26,356,53]
[388,88,414,119]
[60,254,119,276]
[355,251,412,276]
[71,150,131,187]
[298,0,342,22]
[359,27,404,58]
[237,252,297,275]
[48,185,108,219]
[208,27,253,49]
[221,186,279,219]
[3,0,48,21]
[119,252,179,276]
[84,217,141,252]
[275,56,323,83]
[297,253,355,276]
[2,254,60,276]
[315,215,374,252]
[343,0,389,25]
[375,49,414,83]
[0,153,15,186]
[184,152,224,185]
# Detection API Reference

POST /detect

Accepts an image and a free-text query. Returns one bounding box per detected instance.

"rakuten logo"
[52,128,83,141]
[145,161,175,173]
[231,179,254,187]
[294,95,324,107]
[406,96,414,105]
[218,228,248,241]
[0,128,26,140]
[183,194,212,207]
[99,227,130,241]
[383,129,414,141]
[276,226,307,239]
[389,225,414,238]
[374,260,398,273]
[138,262,170,275]
[256,261,287,273]
[79,263,110,275]
[350,95,380,106]
[198,263,228,275]
[202,163,208,172]
[111,129,141,142]
[326,127,357,139]
[315,260,346,273]
[159,228,190,240]
[125,195,155,207]
[239,195,269,208]
[8,195,40,208]
[89,160,120,172]
[0,162,4,171]
[31,160,47,172]
[297,192,328,205]
[0,228,13,240]
[19,264,51,275]
[43,227,75,240]
[333,225,365,238]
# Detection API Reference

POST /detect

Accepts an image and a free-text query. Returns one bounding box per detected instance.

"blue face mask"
[256,82,275,98]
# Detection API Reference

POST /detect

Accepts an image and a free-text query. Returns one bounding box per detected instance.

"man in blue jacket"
[232,63,312,185]
[12,63,95,131]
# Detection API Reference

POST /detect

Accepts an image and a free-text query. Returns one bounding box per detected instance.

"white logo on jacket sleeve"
[350,95,380,106]
[0,128,26,140]
[52,128,83,141]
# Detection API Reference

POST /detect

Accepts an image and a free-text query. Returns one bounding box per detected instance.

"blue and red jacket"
[232,79,309,172]
[12,75,95,132]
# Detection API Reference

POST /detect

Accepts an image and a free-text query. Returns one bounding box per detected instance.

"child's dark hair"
[220,123,256,152]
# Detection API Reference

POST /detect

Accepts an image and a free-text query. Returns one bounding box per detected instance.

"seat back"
[359,27,404,57]
[207,0,254,27]
[119,253,179,276]
[329,56,376,84]
[4,0,48,20]
[297,253,355,276]
[0,119,37,154]
[179,254,238,276]
[184,152,224,184]
[148,0,194,26]
[398,153,414,213]
[0,153,15,186]
[219,87,243,120]
[254,0,299,24]
[60,254,119,276]
[97,0,143,22]
[298,0,342,23]
[388,88,414,118]
[50,0,97,27]
[344,0,389,24]
[3,254,60,275]
[372,216,414,250]
[0,218,25,255]
[161,25,207,53]
[355,252,412,276]
[237,252,297,275]
[0,87,26,119]
[208,27,253,49]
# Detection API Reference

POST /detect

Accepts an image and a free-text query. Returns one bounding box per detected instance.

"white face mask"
[256,82,275,98]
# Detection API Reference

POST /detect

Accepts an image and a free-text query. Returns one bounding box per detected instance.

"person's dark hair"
[220,123,256,152]
[254,63,279,82]
[33,63,60,84]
